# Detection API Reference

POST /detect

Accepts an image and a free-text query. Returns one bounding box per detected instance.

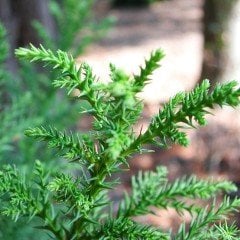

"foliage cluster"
[33,0,113,57]
[0,0,112,166]
[0,43,239,239]
[0,0,112,238]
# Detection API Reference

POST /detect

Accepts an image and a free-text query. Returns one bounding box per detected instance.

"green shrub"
[0,0,112,238]
[33,0,113,57]
[0,0,113,166]
[0,44,239,239]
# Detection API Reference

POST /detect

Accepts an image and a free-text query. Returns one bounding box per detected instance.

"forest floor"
[80,0,240,230]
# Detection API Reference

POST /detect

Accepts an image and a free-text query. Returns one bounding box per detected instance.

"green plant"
[1,0,113,163]
[33,0,113,57]
[0,44,239,239]
[0,23,39,161]
[0,1,112,236]
[0,0,113,170]
[0,21,77,167]
[0,21,54,240]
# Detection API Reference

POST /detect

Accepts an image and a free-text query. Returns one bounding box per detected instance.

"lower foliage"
[0,44,240,239]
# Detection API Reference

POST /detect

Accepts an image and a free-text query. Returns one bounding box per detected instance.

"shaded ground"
[80,0,240,231]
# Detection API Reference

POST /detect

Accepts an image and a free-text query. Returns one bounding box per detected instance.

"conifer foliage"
[0,44,240,239]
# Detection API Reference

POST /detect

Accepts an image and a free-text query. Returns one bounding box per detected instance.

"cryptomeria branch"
[0,44,237,239]
[118,167,237,218]
[125,80,240,155]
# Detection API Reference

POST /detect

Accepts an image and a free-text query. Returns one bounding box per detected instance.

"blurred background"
[0,0,240,238]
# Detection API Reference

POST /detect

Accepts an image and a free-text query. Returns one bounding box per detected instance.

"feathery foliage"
[0,23,8,92]
[33,0,113,56]
[1,0,112,166]
[1,44,240,239]
[0,24,8,68]
[0,2,112,236]
[0,23,39,163]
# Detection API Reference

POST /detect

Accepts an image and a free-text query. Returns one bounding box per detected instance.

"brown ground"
[82,0,203,103]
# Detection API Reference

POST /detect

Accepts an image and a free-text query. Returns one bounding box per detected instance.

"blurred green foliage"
[33,0,113,57]
[0,0,112,238]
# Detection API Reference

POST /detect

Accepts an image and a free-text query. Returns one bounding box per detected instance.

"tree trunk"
[113,0,150,8]
[221,0,240,83]
[14,0,56,46]
[0,0,55,73]
[0,0,19,73]
[200,0,236,87]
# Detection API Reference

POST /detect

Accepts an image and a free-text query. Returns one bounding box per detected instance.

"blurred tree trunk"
[113,0,150,7]
[200,0,236,87]
[0,0,55,73]
[221,0,240,83]
[200,0,220,83]
[0,0,19,73]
